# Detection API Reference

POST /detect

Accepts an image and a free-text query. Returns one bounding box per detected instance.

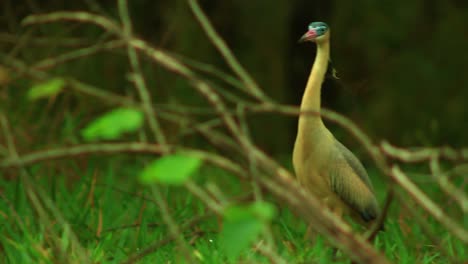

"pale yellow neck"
[297,41,330,134]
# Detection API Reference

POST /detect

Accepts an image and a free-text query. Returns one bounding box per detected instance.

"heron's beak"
[298,29,317,43]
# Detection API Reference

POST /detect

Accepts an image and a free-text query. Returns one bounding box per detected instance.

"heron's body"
[293,22,379,225]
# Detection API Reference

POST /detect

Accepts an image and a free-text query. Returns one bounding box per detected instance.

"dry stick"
[187,0,269,102]
[366,187,394,241]
[118,0,166,146]
[0,143,245,178]
[391,165,467,243]
[22,11,122,33]
[0,143,166,167]
[184,180,223,214]
[121,213,211,264]
[237,103,277,252]
[118,1,193,261]
[149,185,194,259]
[429,155,467,213]
[170,52,245,91]
[32,39,126,70]
[2,55,137,107]
[7,29,34,58]
[0,32,92,47]
[254,241,287,264]
[396,192,458,263]
[381,141,468,162]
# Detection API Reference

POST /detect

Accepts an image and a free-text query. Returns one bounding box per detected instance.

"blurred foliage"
[1,0,467,155]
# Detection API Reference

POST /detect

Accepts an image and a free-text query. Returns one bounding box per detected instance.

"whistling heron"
[293,22,380,228]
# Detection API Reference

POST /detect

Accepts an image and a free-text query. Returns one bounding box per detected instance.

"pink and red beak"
[299,29,318,43]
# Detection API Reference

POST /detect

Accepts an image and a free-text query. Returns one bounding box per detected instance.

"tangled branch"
[0,1,465,263]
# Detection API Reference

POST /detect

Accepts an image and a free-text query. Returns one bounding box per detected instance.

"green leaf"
[28,78,65,100]
[139,154,202,185]
[219,202,276,260]
[250,201,276,221]
[220,216,263,260]
[81,108,144,141]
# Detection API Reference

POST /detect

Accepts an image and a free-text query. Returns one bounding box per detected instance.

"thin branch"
[0,32,92,47]
[120,213,210,264]
[429,155,467,213]
[22,11,121,34]
[170,52,244,91]
[187,0,269,102]
[254,241,288,264]
[390,165,467,243]
[32,40,126,70]
[365,187,393,241]
[1,55,137,106]
[118,0,167,146]
[184,180,223,214]
[381,141,468,162]
[396,192,458,262]
[149,185,195,263]
[0,142,166,168]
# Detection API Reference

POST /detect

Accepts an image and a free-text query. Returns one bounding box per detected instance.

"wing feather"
[329,140,379,222]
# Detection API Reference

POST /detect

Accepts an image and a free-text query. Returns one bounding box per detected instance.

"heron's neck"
[298,41,330,133]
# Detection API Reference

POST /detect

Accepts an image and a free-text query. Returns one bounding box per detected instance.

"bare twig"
[32,40,126,70]
[118,0,167,146]
[397,192,458,262]
[0,32,91,47]
[187,0,269,102]
[120,213,210,264]
[0,142,166,168]
[381,141,468,162]
[1,55,136,106]
[254,240,287,264]
[12,5,466,264]
[22,11,121,33]
[429,155,467,213]
[366,187,393,241]
[391,165,467,243]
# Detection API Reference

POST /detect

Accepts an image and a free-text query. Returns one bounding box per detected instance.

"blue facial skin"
[308,22,328,36]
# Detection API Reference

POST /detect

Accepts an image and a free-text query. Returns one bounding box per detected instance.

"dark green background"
[2,0,467,155]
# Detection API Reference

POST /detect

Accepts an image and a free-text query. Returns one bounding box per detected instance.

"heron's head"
[299,22,329,44]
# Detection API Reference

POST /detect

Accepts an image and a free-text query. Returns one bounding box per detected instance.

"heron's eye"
[318,26,328,34]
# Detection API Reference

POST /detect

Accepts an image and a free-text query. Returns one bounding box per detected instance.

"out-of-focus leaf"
[28,78,65,100]
[249,201,276,221]
[219,202,276,260]
[81,108,143,141]
[139,154,202,185]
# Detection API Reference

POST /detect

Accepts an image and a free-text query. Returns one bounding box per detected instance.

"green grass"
[0,159,465,263]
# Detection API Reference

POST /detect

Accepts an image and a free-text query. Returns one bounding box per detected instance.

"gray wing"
[334,140,375,193]
[329,140,379,222]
